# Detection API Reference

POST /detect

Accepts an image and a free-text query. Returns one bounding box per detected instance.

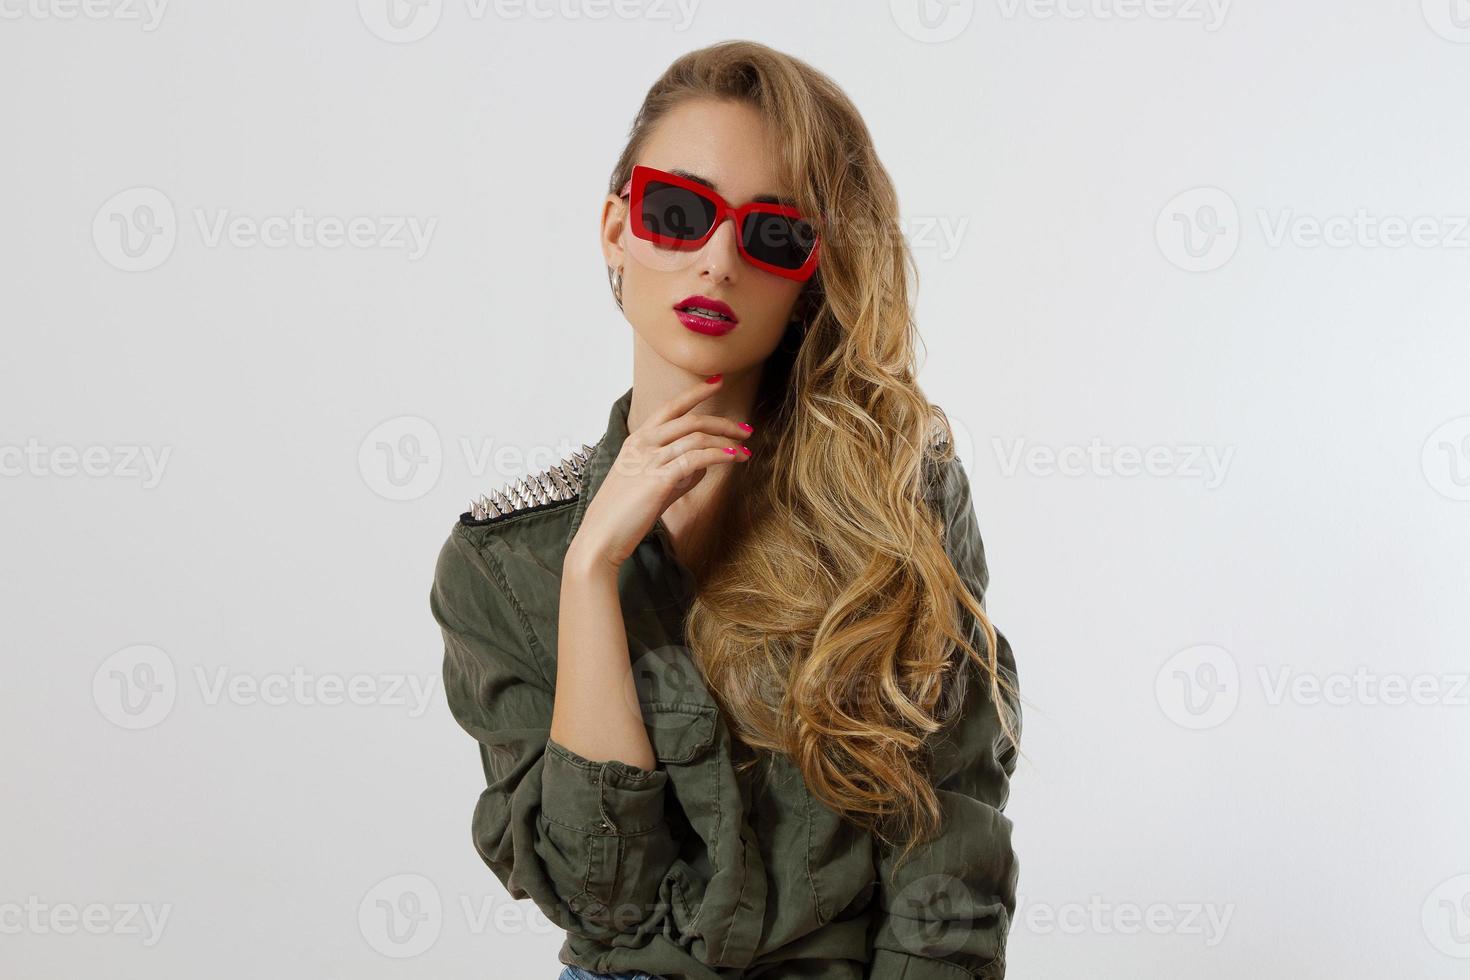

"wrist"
[564,539,621,582]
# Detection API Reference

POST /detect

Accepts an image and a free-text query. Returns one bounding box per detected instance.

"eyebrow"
[671,169,796,207]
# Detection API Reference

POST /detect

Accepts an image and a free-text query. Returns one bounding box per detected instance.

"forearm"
[550,545,658,772]
[436,530,676,936]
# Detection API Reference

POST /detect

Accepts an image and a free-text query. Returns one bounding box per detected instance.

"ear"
[600,193,628,271]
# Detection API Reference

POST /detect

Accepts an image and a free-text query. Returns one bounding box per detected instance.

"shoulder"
[921,423,989,599]
[459,437,603,530]
[921,424,976,528]
[431,437,602,625]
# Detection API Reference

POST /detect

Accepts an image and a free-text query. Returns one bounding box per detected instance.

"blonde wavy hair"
[607,40,1019,872]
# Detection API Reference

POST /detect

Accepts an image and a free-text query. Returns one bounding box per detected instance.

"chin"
[635,320,722,364]
[658,337,731,375]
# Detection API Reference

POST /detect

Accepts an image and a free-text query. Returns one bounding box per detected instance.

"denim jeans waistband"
[557,966,659,980]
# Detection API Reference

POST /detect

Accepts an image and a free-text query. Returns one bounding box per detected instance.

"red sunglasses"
[619,165,821,282]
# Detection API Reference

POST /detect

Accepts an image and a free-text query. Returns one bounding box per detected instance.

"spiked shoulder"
[460,437,604,527]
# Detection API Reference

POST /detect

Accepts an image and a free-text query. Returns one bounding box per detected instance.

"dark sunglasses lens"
[742,213,817,270]
[641,180,717,241]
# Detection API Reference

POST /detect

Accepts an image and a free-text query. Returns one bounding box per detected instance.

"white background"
[3,1,1469,977]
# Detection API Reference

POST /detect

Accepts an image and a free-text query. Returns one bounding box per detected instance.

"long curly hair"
[606,40,1019,872]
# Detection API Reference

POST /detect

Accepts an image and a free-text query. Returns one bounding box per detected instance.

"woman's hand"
[569,374,753,574]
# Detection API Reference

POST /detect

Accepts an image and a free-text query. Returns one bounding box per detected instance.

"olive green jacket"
[431,387,1020,979]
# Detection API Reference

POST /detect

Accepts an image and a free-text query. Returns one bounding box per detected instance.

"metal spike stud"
[462,436,605,525]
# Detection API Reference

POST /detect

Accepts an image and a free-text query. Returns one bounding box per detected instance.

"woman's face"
[601,98,807,378]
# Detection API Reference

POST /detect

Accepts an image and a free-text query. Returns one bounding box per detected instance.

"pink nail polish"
[739,422,753,432]
[723,446,737,455]
[706,374,722,384]
[740,446,752,456]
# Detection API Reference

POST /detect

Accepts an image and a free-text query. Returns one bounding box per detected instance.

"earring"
[609,265,624,311]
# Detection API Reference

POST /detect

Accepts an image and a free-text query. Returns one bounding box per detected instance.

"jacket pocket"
[641,701,718,764]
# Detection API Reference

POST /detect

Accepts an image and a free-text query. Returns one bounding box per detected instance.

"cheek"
[731,283,804,350]
[751,281,805,327]
[624,235,703,276]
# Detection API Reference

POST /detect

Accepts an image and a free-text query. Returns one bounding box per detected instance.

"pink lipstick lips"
[674,295,739,336]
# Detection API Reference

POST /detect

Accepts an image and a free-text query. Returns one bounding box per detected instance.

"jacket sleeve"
[431,524,680,939]
[867,455,1022,979]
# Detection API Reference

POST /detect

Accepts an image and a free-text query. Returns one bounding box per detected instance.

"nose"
[697,214,741,283]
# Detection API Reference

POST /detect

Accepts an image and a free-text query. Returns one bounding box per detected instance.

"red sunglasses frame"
[619,164,821,282]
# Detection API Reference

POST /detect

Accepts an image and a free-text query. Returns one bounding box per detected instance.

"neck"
[626,332,763,434]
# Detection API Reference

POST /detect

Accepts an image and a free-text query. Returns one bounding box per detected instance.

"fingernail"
[740,446,752,456]
[723,446,737,455]
[738,422,753,432]
[706,374,722,384]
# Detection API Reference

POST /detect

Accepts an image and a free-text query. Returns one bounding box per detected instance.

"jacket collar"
[566,384,634,548]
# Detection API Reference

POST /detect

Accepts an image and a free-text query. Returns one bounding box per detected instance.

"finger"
[665,445,749,487]
[647,412,752,449]
[641,374,724,429]
[657,430,749,465]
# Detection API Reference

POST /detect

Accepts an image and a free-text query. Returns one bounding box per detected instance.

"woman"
[431,40,1021,980]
